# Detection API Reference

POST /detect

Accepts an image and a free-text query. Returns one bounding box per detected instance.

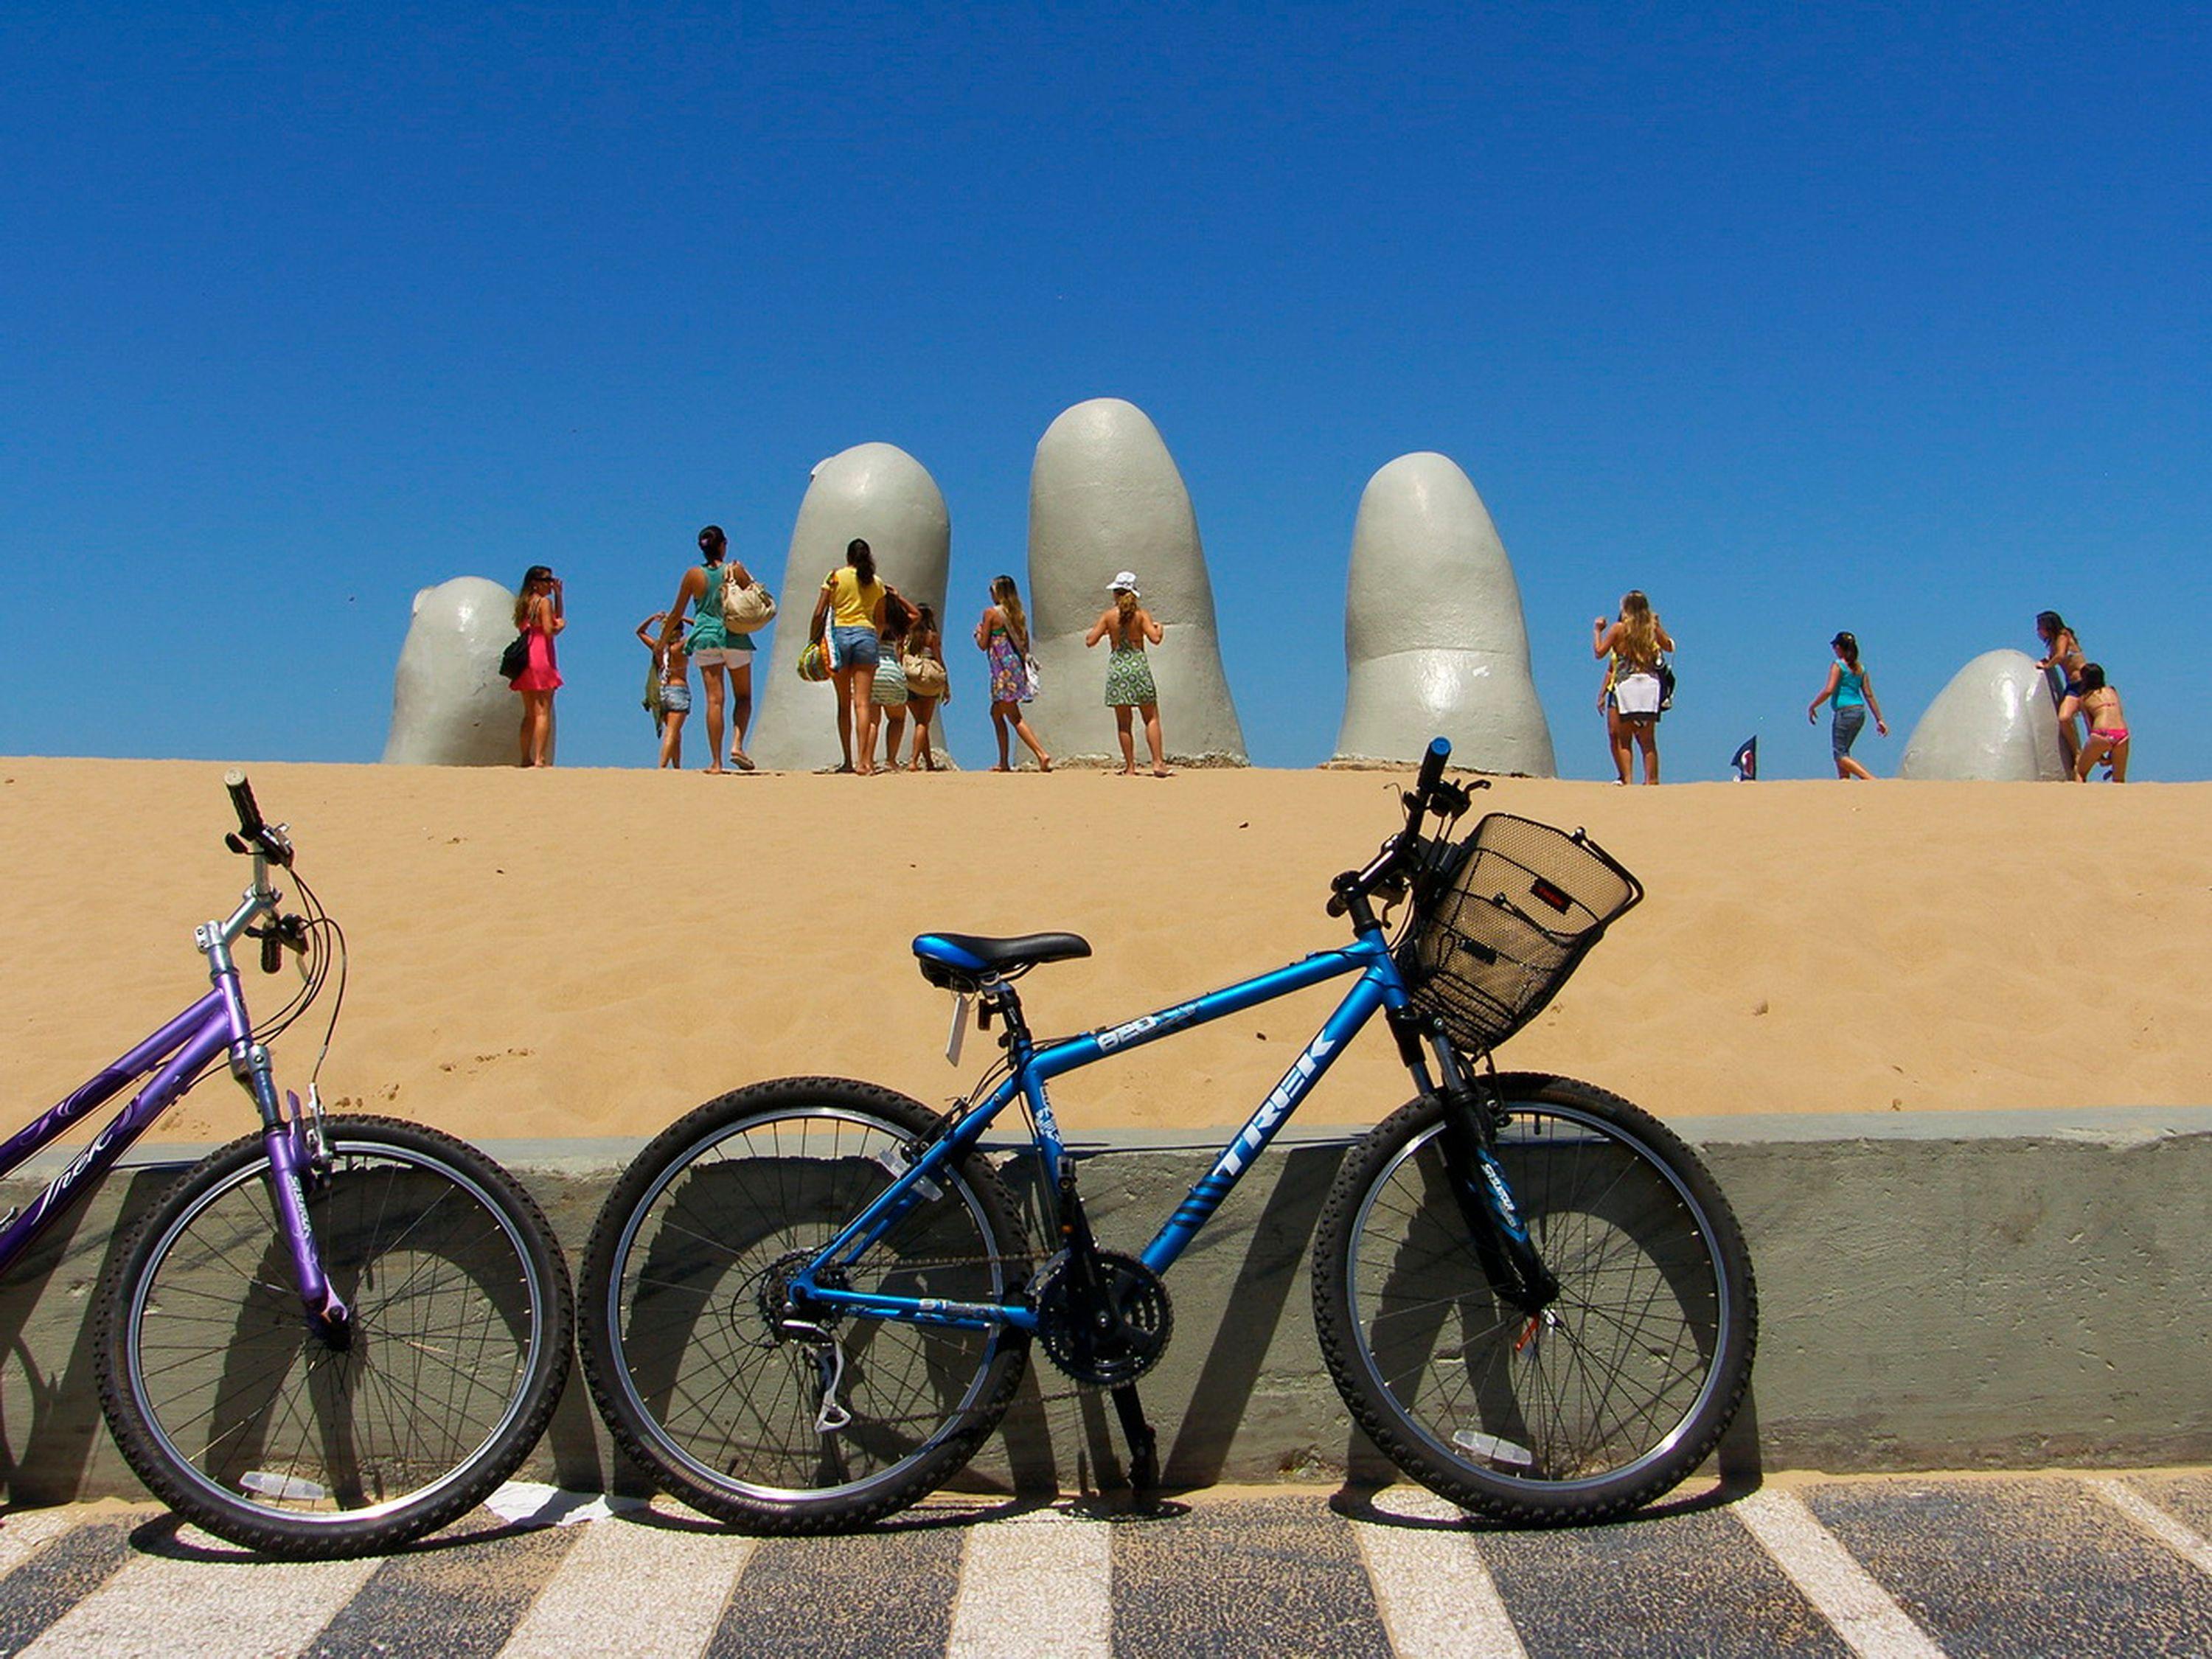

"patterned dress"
[987,629,1032,704]
[1104,645,1157,707]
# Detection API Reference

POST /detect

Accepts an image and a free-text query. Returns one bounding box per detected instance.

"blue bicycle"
[578,740,1756,1530]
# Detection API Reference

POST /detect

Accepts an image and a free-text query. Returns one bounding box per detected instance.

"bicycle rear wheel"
[578,1077,1030,1532]
[1313,1074,1756,1525]
[96,1116,573,1557]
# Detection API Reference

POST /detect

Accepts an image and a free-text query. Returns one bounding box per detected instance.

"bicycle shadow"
[0,1163,187,1509]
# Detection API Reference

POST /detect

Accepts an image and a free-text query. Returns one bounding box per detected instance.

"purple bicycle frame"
[0,976,342,1321]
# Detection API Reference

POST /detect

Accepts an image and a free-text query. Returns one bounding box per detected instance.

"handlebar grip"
[224,769,266,838]
[261,932,284,973]
[1416,738,1450,800]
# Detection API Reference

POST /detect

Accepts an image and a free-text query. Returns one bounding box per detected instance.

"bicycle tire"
[578,1077,1031,1533]
[95,1115,574,1557]
[1312,1074,1756,1525]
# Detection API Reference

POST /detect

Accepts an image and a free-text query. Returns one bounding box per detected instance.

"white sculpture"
[381,577,539,766]
[1025,399,1247,765]
[1898,650,2068,782]
[1332,453,1557,776]
[748,444,956,772]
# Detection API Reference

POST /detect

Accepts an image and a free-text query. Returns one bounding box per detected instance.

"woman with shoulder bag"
[902,604,950,771]
[663,525,757,773]
[1593,589,1674,785]
[975,574,1050,773]
[508,565,565,768]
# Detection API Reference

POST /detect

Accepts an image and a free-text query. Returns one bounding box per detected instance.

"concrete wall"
[4,1107,2206,1506]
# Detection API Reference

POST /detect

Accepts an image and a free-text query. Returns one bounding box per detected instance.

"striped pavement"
[0,1470,2208,1658]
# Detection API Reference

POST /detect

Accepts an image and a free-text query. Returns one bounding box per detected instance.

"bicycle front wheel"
[96,1116,574,1557]
[1313,1074,1756,1526]
[578,1077,1030,1533]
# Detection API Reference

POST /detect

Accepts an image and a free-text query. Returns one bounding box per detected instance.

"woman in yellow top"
[810,538,891,774]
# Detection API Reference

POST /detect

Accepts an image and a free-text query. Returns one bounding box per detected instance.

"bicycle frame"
[0,860,346,1323]
[794,928,1419,1332]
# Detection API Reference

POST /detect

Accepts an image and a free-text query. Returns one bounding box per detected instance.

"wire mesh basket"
[1397,813,1644,1057]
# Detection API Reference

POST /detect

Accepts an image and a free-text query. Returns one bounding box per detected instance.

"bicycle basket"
[1398,813,1643,1056]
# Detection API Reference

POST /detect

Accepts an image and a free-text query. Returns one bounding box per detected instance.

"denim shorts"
[1832,704,1867,759]
[832,627,881,670]
[658,681,692,714]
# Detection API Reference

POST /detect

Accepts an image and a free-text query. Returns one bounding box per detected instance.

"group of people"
[1593,591,2129,785]
[539,530,1175,775]
[509,558,2129,784]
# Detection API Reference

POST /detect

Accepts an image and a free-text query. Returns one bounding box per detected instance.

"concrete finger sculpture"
[382,576,543,766]
[1898,649,2068,782]
[1025,398,1247,766]
[748,442,955,772]
[1332,453,1556,776]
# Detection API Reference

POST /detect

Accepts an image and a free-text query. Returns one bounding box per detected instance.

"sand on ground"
[0,757,2205,1145]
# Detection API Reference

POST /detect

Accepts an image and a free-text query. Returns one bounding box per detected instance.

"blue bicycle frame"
[792,928,1416,1332]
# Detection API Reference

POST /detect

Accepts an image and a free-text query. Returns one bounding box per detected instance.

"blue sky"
[3,3,2203,778]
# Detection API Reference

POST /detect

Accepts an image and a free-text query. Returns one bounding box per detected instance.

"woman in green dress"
[1085,571,1169,776]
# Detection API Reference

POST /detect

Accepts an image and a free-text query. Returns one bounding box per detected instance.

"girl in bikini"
[2072,664,2130,782]
[2034,611,2087,771]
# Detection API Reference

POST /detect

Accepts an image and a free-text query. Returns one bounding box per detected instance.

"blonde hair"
[1617,590,1661,668]
[992,575,1030,654]
[1114,588,1141,647]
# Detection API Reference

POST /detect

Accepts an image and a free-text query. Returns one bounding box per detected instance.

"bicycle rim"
[1343,1099,1741,1496]
[113,1133,557,1536]
[599,1104,1018,1508]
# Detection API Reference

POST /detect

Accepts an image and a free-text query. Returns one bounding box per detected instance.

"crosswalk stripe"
[945,1509,1111,1659]
[1732,1488,1946,1659]
[1352,1486,1527,1659]
[495,1513,752,1659]
[15,1534,379,1659]
[2086,1478,2212,1579]
[0,1511,88,1579]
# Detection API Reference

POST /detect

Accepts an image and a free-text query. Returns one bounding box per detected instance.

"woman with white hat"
[1085,570,1169,776]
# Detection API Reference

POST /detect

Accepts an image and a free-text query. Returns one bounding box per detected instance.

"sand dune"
[1,757,2203,1146]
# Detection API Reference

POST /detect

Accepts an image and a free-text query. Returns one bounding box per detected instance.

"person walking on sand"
[2034,610,2088,771]
[976,574,1051,772]
[1085,571,1169,776]
[872,582,922,771]
[636,611,691,770]
[1806,631,1888,780]
[902,603,950,771]
[2072,664,2131,782]
[662,526,758,773]
[1593,590,1673,785]
[810,538,891,775]
[508,565,564,768]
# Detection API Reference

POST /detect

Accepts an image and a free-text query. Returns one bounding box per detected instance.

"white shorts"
[689,647,754,669]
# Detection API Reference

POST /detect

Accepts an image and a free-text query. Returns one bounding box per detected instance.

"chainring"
[1029,1248,1174,1388]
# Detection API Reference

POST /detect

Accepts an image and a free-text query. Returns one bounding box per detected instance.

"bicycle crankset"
[1030,1249,1174,1388]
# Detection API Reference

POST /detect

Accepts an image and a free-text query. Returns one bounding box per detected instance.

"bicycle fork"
[1389,1010,1559,1322]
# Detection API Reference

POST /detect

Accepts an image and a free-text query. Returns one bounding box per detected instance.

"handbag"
[498,633,531,682]
[723,579,777,633]
[903,653,948,698]
[1022,655,1043,700]
[796,641,829,683]
[1657,655,1677,712]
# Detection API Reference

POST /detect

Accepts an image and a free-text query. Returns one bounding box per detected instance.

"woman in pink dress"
[509,564,566,767]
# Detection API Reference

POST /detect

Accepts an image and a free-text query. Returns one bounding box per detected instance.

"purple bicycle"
[5,773,572,1557]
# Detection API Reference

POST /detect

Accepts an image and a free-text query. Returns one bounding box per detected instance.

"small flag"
[1730,736,1758,782]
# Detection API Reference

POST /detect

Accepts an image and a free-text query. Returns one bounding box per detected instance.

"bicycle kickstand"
[1110,1382,1159,1500]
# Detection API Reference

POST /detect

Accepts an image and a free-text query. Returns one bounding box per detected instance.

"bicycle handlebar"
[222,769,294,867]
[1326,738,1487,921]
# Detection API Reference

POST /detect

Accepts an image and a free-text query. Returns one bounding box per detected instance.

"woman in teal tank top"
[1807,631,1889,780]
[661,525,758,773]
